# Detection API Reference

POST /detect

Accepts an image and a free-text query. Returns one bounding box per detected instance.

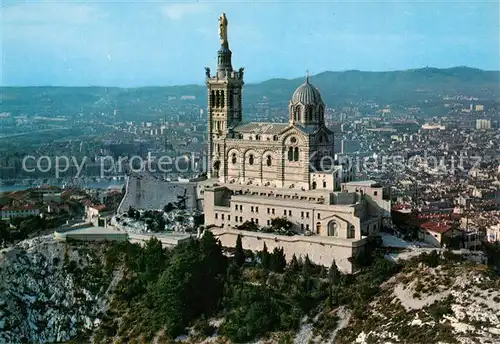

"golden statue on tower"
[218,13,228,45]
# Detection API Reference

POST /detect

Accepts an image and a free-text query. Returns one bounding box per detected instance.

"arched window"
[231,153,237,164]
[266,155,272,166]
[215,90,220,107]
[308,107,314,121]
[288,147,293,161]
[229,90,233,108]
[296,106,301,121]
[210,90,215,107]
[312,181,317,189]
[221,90,225,108]
[328,221,338,237]
[273,135,278,141]
[293,147,299,161]
[249,154,254,165]
[255,134,260,140]
[348,226,355,239]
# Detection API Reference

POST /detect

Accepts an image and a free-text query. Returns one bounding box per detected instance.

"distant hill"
[1,67,498,118]
[244,66,500,106]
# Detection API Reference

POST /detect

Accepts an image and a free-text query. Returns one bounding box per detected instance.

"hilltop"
[1,67,499,121]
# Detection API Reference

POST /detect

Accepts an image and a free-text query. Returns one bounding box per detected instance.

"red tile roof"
[82,200,93,206]
[92,204,107,211]
[420,221,452,234]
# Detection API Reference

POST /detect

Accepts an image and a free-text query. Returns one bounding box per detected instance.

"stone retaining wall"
[211,228,367,273]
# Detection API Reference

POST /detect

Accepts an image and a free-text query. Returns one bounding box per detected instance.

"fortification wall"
[127,232,194,248]
[211,228,367,273]
[117,173,201,212]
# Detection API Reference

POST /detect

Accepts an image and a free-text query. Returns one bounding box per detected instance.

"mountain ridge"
[1,67,498,118]
[2,66,498,89]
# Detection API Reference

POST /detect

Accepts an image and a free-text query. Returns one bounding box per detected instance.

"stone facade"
[201,14,389,271]
[117,172,200,212]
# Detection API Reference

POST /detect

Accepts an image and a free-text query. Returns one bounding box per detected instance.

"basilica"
[203,13,390,273]
[206,13,349,190]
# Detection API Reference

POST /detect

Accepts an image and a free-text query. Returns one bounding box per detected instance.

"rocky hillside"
[336,259,500,344]
[1,236,499,344]
[0,236,121,344]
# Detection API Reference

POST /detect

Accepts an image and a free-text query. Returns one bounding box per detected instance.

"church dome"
[291,76,323,105]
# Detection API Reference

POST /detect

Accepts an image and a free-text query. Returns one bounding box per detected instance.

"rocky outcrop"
[340,263,500,344]
[113,209,202,234]
[0,236,118,344]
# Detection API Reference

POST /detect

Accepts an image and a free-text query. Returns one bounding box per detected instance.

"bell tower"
[205,13,244,179]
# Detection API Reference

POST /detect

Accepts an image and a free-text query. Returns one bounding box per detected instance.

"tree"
[483,242,500,271]
[154,254,193,337]
[270,247,286,273]
[270,217,293,231]
[421,250,440,268]
[234,234,245,267]
[245,249,255,264]
[226,261,242,284]
[164,203,174,213]
[350,250,368,271]
[237,220,259,232]
[156,215,166,232]
[302,255,313,276]
[259,242,271,269]
[289,254,300,273]
[197,232,227,314]
[146,219,155,232]
[327,260,340,287]
[327,260,341,307]
[127,206,135,218]
[0,223,9,247]
[141,237,167,279]
[152,233,227,338]
[302,255,313,294]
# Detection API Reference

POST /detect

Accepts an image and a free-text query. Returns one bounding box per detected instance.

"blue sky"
[2,1,499,87]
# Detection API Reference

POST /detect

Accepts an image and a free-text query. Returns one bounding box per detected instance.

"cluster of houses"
[0,185,120,222]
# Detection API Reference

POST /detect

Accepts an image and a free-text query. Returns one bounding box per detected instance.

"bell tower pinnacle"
[217,12,232,72]
[205,13,244,179]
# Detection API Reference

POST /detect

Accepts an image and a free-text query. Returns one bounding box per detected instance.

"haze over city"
[2,1,499,86]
